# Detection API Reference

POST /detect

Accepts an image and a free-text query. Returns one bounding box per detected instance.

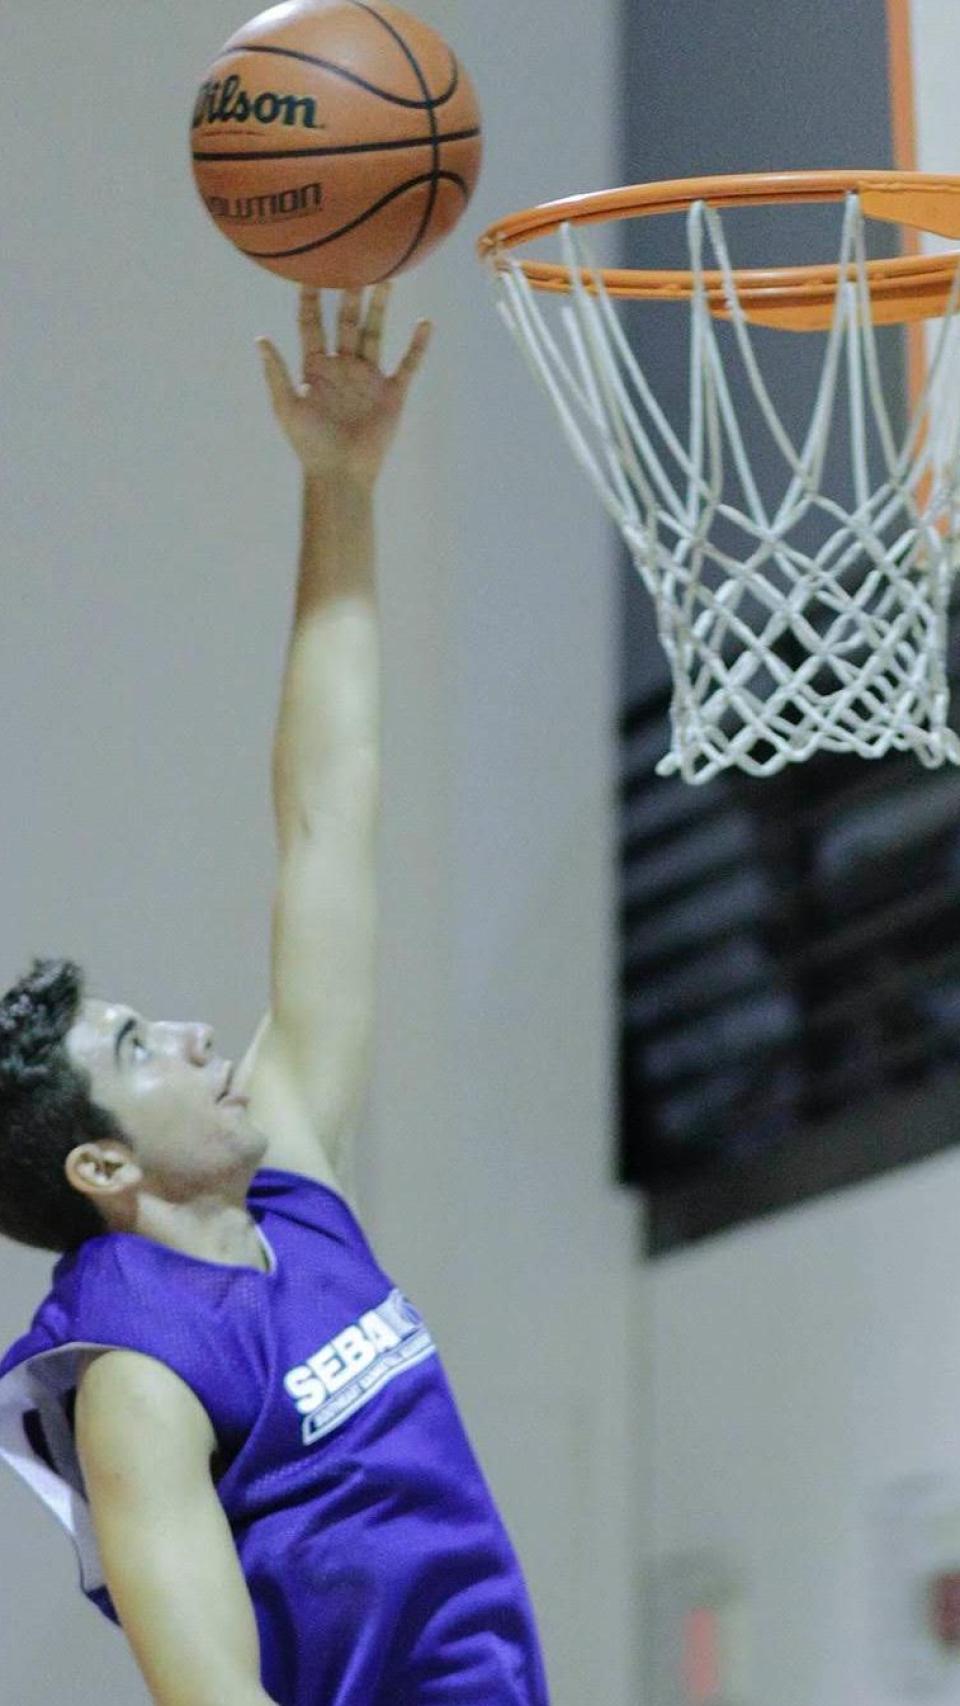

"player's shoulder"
[248,1166,378,1266]
[248,1162,361,1221]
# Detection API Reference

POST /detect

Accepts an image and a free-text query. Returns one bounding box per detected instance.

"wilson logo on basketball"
[192,74,325,132]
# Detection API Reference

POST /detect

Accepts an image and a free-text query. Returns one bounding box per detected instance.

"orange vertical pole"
[886,0,924,409]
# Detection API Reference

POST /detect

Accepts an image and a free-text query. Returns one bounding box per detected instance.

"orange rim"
[477,170,960,331]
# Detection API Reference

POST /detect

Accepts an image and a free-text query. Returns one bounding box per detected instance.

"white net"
[492,193,960,783]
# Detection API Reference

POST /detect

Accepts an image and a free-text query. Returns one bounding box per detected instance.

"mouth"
[216,1063,249,1110]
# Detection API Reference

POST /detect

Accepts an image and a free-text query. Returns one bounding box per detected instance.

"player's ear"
[64,1144,142,1202]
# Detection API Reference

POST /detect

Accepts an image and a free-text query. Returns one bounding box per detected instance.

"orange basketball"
[189,0,483,288]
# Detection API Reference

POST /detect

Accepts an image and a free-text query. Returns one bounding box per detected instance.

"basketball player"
[0,285,551,1706]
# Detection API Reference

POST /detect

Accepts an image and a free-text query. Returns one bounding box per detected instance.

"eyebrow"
[113,1016,138,1070]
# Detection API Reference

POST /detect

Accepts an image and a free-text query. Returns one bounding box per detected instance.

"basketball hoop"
[478,171,960,783]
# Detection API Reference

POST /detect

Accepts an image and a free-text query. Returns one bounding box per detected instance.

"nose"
[188,1023,215,1064]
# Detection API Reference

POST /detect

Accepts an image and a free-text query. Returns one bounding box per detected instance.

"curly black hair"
[0,957,134,1253]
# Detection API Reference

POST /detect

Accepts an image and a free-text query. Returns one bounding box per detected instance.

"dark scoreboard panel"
[618,603,960,1254]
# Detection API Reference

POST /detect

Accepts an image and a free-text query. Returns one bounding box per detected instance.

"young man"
[0,286,551,1706]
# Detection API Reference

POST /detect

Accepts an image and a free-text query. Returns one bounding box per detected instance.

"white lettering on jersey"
[282,1287,437,1446]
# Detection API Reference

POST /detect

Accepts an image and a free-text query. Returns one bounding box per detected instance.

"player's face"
[63,998,267,1195]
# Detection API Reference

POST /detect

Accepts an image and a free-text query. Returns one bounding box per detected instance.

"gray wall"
[1,4,642,1705]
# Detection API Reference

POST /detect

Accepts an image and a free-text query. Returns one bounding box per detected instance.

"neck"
[121,1188,268,1271]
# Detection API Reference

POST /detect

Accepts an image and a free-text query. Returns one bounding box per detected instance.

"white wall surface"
[909,0,960,377]
[0,4,644,1705]
[910,0,960,175]
[650,1122,960,1706]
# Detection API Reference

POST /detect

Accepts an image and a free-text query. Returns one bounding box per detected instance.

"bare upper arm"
[75,1350,264,1706]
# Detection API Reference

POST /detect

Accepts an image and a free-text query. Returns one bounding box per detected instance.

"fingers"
[259,290,431,423]
[359,283,391,363]
[337,288,364,357]
[358,282,392,364]
[256,338,297,419]
[298,285,326,368]
[391,319,433,393]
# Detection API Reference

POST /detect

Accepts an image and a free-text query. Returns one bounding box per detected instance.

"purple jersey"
[0,1167,551,1704]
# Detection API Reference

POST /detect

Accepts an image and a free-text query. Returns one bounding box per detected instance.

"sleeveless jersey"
[0,1167,551,1705]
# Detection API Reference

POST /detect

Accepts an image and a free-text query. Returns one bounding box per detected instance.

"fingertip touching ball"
[190,0,483,288]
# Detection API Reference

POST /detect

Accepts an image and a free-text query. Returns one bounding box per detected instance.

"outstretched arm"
[236,285,432,1191]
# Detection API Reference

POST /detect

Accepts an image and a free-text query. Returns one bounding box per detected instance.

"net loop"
[491,192,960,782]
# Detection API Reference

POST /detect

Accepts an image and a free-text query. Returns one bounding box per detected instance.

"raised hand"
[256,284,432,488]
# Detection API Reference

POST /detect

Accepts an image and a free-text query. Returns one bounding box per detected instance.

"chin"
[244,1126,271,1164]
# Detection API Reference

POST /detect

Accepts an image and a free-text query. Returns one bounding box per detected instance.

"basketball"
[190,0,483,288]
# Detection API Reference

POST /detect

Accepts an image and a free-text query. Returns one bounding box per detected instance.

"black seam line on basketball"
[343,1,440,292]
[191,127,480,164]
[237,171,469,261]
[209,41,459,111]
[325,0,460,118]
